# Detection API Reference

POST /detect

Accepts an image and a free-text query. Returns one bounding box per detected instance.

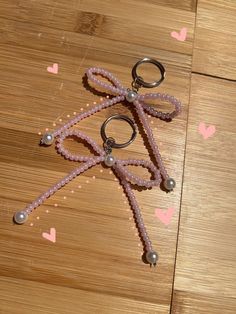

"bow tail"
[113,164,153,253]
[24,157,103,214]
[134,100,168,180]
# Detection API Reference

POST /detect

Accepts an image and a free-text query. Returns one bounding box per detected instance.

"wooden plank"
[0,276,167,314]
[172,290,236,314]
[134,0,197,12]
[193,0,236,80]
[171,73,236,313]
[0,0,195,55]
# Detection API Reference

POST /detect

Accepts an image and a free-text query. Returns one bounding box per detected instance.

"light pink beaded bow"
[57,128,162,257]
[53,67,181,185]
[14,127,161,263]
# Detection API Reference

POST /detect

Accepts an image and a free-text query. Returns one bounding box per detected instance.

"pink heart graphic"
[198,122,216,139]
[42,227,56,243]
[155,207,175,226]
[47,63,58,74]
[171,27,187,41]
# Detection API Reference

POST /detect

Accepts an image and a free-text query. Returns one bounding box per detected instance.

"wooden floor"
[0,0,235,313]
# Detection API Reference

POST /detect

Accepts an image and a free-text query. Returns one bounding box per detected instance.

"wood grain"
[0,276,168,314]
[193,0,236,80]
[171,74,236,313]
[0,0,195,55]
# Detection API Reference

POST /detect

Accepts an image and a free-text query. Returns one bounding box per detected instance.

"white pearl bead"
[146,250,158,265]
[125,90,137,102]
[164,178,176,191]
[14,211,28,224]
[104,155,116,167]
[41,133,54,145]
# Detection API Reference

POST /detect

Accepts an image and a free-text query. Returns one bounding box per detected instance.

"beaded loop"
[86,67,126,95]
[57,129,105,161]
[115,159,161,188]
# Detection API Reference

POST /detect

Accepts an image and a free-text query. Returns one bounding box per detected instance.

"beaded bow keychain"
[13,57,181,266]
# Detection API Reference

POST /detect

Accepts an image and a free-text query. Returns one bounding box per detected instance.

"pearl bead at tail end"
[41,133,54,146]
[164,178,176,191]
[146,250,158,265]
[13,211,28,224]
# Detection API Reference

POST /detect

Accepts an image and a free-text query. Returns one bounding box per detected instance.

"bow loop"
[86,67,126,96]
[137,93,181,120]
[115,159,161,188]
[56,129,162,189]
[86,67,181,122]
[56,129,105,162]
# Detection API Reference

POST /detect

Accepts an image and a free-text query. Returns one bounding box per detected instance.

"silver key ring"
[131,57,166,89]
[100,114,137,149]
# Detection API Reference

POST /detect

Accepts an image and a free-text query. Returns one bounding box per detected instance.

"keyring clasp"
[131,57,165,89]
[101,114,137,149]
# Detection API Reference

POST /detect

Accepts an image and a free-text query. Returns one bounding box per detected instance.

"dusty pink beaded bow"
[14,127,161,264]
[57,129,162,258]
[53,67,181,184]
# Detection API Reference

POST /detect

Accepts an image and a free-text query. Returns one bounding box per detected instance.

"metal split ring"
[131,57,165,88]
[100,114,137,149]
